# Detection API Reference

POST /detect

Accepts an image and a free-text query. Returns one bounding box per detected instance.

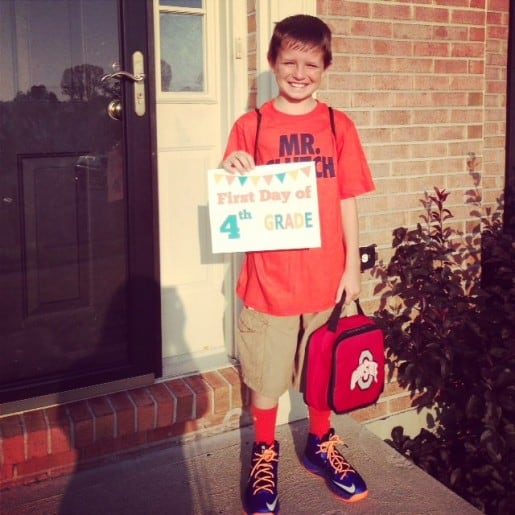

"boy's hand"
[222,151,255,174]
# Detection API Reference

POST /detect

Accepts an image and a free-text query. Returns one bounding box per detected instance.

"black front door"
[0,0,160,403]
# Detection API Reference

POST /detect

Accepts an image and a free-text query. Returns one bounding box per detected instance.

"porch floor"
[2,415,480,515]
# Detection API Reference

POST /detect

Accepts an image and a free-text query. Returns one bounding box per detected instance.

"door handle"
[100,51,146,117]
[101,70,145,82]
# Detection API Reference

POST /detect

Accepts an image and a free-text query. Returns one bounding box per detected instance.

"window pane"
[160,0,202,8]
[160,13,204,92]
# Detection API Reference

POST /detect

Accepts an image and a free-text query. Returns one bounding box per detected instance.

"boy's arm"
[336,197,361,305]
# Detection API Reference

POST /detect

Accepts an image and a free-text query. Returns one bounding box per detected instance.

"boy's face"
[270,42,327,105]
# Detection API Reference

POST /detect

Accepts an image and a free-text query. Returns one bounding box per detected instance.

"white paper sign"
[208,162,320,253]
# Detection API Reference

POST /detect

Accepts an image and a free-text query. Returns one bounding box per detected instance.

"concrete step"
[2,415,481,515]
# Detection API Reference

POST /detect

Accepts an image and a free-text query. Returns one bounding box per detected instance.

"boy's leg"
[307,404,331,438]
[246,392,280,515]
[236,308,300,514]
[251,392,278,445]
[298,312,369,504]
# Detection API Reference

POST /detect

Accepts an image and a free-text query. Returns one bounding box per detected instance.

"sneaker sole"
[243,507,280,514]
[302,455,368,504]
[243,498,280,514]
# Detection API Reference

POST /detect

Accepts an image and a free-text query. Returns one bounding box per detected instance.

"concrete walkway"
[2,415,480,515]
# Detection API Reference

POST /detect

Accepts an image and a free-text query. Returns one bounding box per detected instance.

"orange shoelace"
[249,446,278,495]
[317,434,353,478]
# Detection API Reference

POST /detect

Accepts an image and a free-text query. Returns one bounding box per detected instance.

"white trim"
[154,0,218,103]
[221,1,249,130]
[223,1,249,361]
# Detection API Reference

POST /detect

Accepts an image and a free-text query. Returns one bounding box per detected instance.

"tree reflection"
[14,85,58,103]
[61,64,106,101]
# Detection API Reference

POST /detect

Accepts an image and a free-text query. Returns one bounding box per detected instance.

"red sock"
[308,405,331,438]
[251,404,278,445]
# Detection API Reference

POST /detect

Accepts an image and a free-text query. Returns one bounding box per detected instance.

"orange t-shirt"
[223,100,374,315]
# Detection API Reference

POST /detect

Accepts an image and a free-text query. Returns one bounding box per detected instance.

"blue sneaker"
[303,428,368,503]
[244,441,280,514]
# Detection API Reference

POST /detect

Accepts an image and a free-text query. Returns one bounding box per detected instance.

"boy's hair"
[267,15,332,69]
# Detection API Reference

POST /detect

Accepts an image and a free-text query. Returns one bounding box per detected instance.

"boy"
[222,14,375,514]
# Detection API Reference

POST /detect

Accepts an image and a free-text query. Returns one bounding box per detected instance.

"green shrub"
[373,188,515,514]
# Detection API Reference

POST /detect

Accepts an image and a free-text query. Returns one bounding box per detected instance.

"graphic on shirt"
[265,133,336,178]
[208,162,321,253]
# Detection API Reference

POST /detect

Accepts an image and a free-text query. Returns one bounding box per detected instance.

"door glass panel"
[160,12,204,92]
[160,0,203,8]
[0,1,129,389]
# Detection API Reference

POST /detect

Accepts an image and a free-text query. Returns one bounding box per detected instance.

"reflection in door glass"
[0,1,119,102]
[160,13,204,92]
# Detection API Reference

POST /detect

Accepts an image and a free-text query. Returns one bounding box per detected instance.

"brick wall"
[314,0,509,307]
[483,0,509,208]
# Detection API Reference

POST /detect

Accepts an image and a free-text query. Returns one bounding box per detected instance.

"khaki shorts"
[236,307,333,399]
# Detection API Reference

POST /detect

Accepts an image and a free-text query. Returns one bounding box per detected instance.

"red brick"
[372,3,411,21]
[0,415,26,464]
[351,20,392,38]
[451,42,484,59]
[15,450,78,477]
[470,27,485,42]
[414,42,450,58]
[388,394,416,414]
[202,371,231,414]
[88,397,115,441]
[165,379,194,423]
[14,468,50,485]
[218,366,247,408]
[113,432,147,453]
[167,419,200,438]
[45,407,72,454]
[184,375,212,418]
[451,9,485,26]
[23,411,49,459]
[108,391,136,437]
[0,463,14,482]
[382,380,408,398]
[199,412,229,429]
[147,383,174,428]
[328,1,369,18]
[128,388,155,432]
[81,438,115,461]
[66,401,94,449]
[49,464,77,481]
[146,425,176,444]
[349,401,388,423]
[414,6,450,24]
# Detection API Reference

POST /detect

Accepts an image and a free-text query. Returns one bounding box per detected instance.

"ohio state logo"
[350,350,379,391]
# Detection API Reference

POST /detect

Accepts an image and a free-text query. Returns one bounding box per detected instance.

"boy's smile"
[270,43,327,112]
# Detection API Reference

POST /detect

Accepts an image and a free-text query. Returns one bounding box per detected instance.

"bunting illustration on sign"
[208,162,320,253]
